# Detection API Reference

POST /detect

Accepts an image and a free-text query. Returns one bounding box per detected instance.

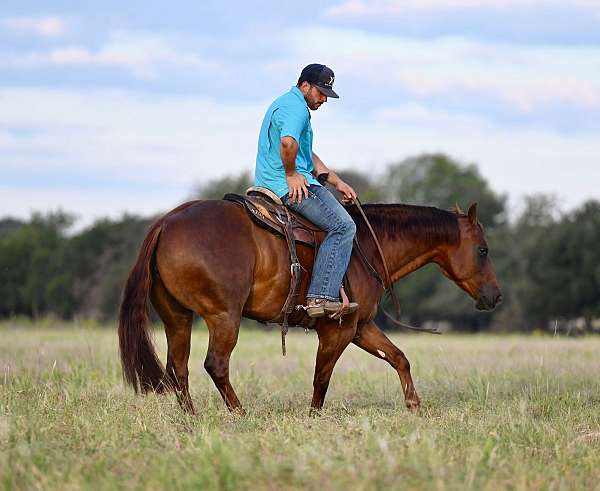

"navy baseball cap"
[298,64,339,99]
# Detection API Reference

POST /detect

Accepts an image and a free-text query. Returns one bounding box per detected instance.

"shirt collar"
[290,86,308,108]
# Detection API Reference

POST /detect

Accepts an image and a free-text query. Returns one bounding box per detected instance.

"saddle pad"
[223,193,317,247]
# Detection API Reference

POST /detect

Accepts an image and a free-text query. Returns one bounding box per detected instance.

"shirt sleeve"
[272,105,308,143]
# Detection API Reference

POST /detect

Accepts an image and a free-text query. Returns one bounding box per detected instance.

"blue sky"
[1,0,600,225]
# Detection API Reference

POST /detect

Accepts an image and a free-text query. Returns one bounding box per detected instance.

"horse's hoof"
[406,400,421,414]
[309,408,322,417]
[181,404,197,416]
[230,406,246,417]
[177,395,197,415]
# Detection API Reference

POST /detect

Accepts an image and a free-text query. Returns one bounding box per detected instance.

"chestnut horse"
[118,200,501,414]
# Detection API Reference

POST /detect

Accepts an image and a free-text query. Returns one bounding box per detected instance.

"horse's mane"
[348,203,460,246]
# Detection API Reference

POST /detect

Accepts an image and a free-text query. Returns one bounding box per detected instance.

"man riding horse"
[255,63,359,318]
[118,65,502,416]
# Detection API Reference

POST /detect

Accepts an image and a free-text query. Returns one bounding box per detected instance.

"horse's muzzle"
[475,285,502,311]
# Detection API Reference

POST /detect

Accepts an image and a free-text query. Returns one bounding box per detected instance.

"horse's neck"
[360,206,452,283]
[379,233,441,283]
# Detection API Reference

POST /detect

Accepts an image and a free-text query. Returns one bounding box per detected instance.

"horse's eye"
[479,247,488,257]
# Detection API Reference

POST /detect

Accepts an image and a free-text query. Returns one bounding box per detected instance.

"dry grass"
[1,320,600,490]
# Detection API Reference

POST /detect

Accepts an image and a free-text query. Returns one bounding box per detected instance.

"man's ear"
[298,81,310,94]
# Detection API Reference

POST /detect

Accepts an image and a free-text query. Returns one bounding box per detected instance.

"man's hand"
[287,172,309,203]
[312,152,357,204]
[335,180,358,204]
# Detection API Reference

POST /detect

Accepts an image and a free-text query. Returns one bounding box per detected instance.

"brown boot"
[306,298,359,318]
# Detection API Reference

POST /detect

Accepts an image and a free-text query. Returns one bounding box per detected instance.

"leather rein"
[352,197,440,335]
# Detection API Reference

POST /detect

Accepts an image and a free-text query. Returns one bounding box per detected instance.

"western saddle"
[224,186,320,248]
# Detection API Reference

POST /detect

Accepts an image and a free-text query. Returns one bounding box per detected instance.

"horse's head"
[437,203,502,311]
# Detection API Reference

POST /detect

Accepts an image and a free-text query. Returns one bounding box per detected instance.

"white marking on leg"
[377,349,386,358]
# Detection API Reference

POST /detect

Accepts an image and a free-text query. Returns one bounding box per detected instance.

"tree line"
[2,154,598,332]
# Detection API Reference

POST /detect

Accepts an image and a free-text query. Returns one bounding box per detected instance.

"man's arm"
[313,152,357,202]
[281,136,309,203]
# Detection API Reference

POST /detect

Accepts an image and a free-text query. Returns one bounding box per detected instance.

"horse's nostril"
[495,294,503,305]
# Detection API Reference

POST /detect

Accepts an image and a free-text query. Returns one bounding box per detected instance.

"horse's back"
[159,199,253,253]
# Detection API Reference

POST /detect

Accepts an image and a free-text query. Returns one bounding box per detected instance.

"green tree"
[0,211,152,321]
[0,211,74,318]
[0,218,24,237]
[525,200,600,331]
[489,194,560,331]
[65,214,152,320]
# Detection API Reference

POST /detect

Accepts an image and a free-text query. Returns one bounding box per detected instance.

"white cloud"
[286,27,600,111]
[1,87,598,225]
[1,15,67,37]
[6,31,216,79]
[325,0,600,17]
[0,87,264,186]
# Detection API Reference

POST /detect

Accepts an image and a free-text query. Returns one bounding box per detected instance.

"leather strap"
[353,199,396,296]
[353,236,384,286]
[272,206,303,355]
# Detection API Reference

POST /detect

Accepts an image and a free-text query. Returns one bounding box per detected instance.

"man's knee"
[339,214,356,238]
[348,217,357,236]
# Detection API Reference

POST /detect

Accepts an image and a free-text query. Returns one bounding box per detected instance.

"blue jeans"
[283,185,356,301]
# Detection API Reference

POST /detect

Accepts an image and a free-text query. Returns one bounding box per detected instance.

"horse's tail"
[118,218,166,394]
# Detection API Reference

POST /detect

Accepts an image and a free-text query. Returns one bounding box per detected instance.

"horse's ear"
[453,203,465,215]
[467,203,478,225]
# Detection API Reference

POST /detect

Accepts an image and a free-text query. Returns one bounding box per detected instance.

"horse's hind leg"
[311,319,358,413]
[150,276,196,414]
[353,321,420,412]
[203,313,244,413]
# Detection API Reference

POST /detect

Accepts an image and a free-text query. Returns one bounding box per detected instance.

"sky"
[1,0,599,226]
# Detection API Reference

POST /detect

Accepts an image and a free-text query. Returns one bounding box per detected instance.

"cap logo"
[324,75,334,87]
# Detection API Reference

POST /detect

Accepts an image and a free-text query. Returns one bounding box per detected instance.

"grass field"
[1,321,600,490]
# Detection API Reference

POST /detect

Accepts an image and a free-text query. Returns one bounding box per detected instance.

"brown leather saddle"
[223,187,321,247]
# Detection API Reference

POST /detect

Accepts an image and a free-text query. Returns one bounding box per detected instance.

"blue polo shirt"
[255,86,321,197]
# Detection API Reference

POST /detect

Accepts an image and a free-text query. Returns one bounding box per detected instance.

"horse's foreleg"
[311,319,357,413]
[353,321,420,412]
[204,314,244,413]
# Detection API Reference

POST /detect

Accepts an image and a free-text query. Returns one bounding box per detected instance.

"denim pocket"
[282,194,299,211]
[284,190,314,210]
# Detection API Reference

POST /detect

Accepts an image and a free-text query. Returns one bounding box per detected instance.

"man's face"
[300,82,327,110]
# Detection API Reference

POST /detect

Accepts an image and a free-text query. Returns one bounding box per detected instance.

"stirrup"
[302,297,359,320]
